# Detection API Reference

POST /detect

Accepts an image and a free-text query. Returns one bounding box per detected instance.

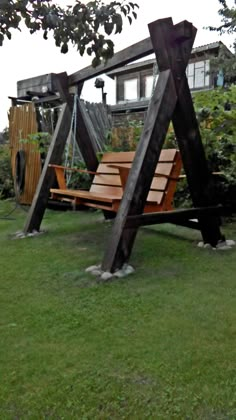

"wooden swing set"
[23,17,226,274]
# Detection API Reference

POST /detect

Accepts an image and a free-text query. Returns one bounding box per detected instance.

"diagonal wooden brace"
[102,69,178,272]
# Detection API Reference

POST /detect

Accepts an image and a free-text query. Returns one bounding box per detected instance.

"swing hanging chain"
[64,94,84,186]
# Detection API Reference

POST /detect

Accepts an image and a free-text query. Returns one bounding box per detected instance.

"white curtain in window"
[145,75,154,98]
[124,78,138,101]
[194,61,205,88]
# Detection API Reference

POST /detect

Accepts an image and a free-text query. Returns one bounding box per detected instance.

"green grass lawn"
[0,199,236,419]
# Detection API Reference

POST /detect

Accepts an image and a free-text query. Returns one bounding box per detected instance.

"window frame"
[186,59,210,90]
[116,68,154,103]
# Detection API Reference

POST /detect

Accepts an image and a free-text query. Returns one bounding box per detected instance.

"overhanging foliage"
[0,0,139,66]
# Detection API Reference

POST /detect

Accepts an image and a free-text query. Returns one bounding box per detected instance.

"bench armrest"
[49,164,98,175]
[155,172,181,181]
[49,164,98,189]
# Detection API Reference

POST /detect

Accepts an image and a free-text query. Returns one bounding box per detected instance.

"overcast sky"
[0,0,235,130]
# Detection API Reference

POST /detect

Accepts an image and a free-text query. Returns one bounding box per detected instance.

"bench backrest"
[90,149,182,209]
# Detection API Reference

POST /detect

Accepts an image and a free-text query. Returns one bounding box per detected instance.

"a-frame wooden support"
[23,74,99,233]
[101,18,225,273]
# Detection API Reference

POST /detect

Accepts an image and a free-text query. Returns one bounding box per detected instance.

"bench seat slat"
[50,188,122,203]
[92,174,122,187]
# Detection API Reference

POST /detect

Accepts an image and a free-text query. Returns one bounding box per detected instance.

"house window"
[117,68,154,103]
[186,60,210,89]
[124,78,138,101]
[144,75,154,98]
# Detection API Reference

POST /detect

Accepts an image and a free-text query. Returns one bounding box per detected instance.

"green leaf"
[104,22,114,35]
[61,42,68,54]
[113,14,122,34]
[6,30,11,40]
[92,56,101,67]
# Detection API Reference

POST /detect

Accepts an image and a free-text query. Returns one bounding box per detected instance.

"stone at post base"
[85,263,135,280]
[197,239,235,250]
[13,230,45,239]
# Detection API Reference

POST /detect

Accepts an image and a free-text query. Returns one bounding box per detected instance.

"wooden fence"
[82,101,112,151]
[9,103,42,205]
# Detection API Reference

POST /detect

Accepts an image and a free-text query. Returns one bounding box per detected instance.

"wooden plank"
[76,100,101,168]
[125,205,225,229]
[101,68,178,272]
[101,149,178,163]
[23,102,72,232]
[88,103,104,144]
[97,163,120,174]
[92,174,122,187]
[149,20,224,245]
[50,188,121,201]
[53,166,67,189]
[147,191,165,204]
[68,37,153,86]
[172,80,224,244]
[8,103,41,205]
[155,163,174,175]
[101,151,136,162]
[150,177,168,190]
[68,18,195,87]
[89,184,123,197]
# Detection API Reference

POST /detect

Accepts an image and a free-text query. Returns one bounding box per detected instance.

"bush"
[0,144,14,199]
[195,86,236,207]
[66,161,91,191]
[165,86,236,208]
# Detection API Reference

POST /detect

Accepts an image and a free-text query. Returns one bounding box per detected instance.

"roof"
[107,41,233,79]
[107,58,156,79]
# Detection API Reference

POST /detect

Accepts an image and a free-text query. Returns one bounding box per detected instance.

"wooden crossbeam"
[68,19,196,87]
[68,37,153,86]
[125,206,225,229]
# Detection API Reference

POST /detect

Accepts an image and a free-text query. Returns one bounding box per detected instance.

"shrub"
[66,161,91,191]
[166,86,236,208]
[0,144,14,199]
[195,87,236,207]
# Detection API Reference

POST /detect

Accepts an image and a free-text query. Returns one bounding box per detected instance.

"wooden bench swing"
[49,149,182,214]
[23,17,226,275]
